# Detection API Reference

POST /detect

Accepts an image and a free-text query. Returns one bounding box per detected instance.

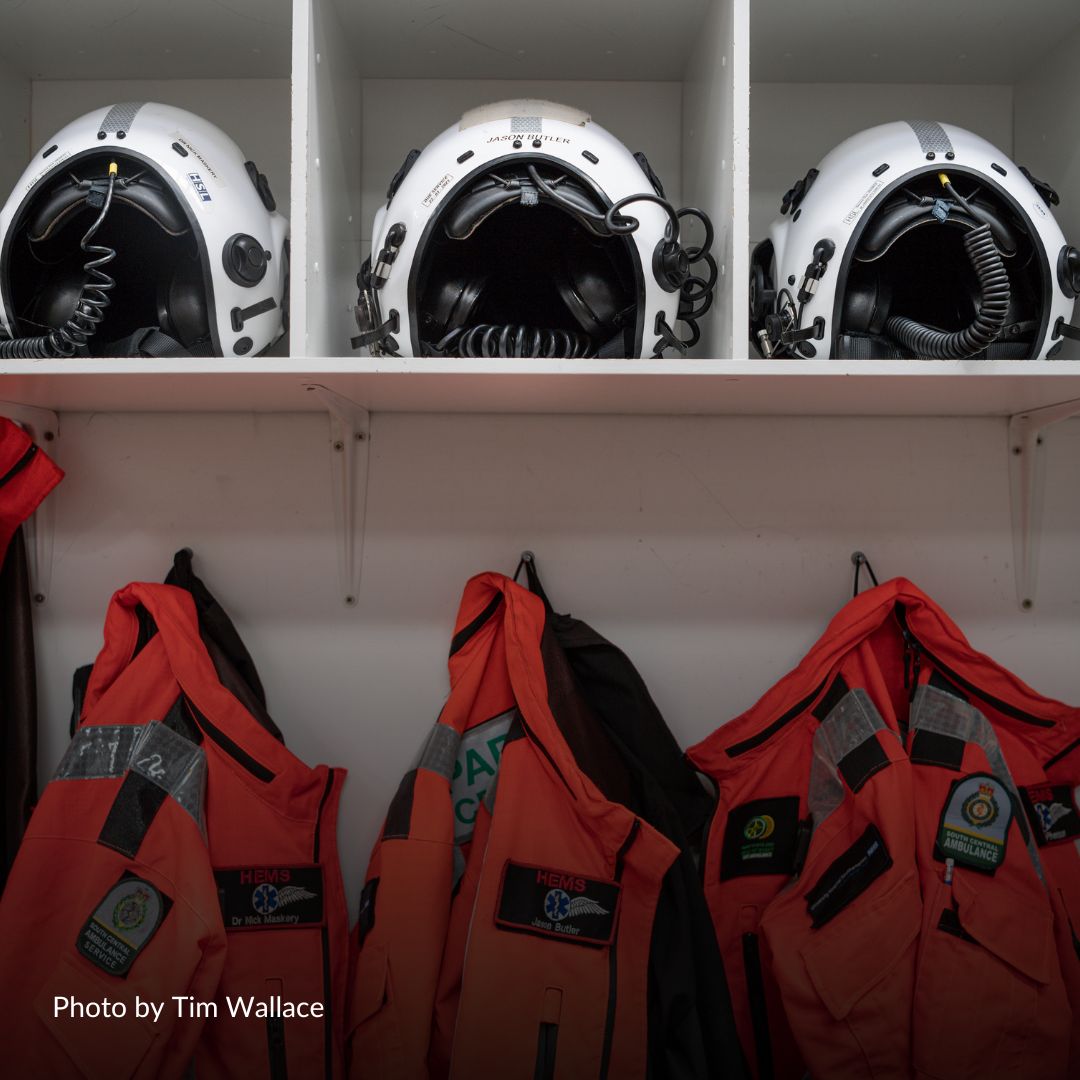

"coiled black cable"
[437,324,595,358]
[0,169,117,359]
[885,222,1010,358]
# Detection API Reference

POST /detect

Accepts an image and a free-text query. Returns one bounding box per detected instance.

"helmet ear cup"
[423,274,487,336]
[554,243,627,337]
[842,277,893,336]
[749,240,776,335]
[158,258,211,347]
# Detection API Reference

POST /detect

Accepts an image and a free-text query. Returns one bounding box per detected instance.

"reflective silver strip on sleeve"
[808,688,890,828]
[911,683,1044,882]
[130,721,207,835]
[55,719,207,836]
[417,724,461,781]
[99,102,145,134]
[55,725,144,781]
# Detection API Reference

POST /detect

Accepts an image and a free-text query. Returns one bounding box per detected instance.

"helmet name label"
[495,861,621,947]
[842,178,886,227]
[422,173,454,208]
[485,134,570,145]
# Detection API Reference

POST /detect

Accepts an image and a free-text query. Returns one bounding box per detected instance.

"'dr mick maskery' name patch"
[1019,783,1080,847]
[935,773,1013,873]
[495,862,620,947]
[214,866,324,930]
[77,873,172,976]
[720,796,801,879]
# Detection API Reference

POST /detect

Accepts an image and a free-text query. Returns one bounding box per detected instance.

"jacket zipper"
[597,819,640,1080]
[895,607,1053,728]
[183,697,276,781]
[533,1021,559,1080]
[741,932,774,1080]
[266,1016,288,1080]
[0,443,38,489]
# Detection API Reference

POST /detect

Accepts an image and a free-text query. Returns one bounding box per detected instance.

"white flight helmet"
[750,121,1080,360]
[354,99,716,359]
[0,102,289,359]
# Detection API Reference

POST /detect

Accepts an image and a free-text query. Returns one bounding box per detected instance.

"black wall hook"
[851,551,880,597]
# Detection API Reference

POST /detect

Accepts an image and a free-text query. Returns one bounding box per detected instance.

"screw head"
[1022,598,1033,610]
[345,595,358,607]
[333,440,344,451]
[33,593,45,604]
[44,431,55,441]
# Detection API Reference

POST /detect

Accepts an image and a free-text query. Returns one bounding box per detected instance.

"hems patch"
[1018,784,1080,847]
[495,862,620,947]
[720,796,801,879]
[935,773,1013,873]
[214,866,324,930]
[76,873,172,976]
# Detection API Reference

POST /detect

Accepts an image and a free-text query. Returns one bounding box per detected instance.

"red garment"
[689,579,1080,1080]
[0,416,63,563]
[348,573,680,1079]
[0,583,349,1079]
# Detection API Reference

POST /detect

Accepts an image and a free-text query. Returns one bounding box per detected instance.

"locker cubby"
[297,0,746,362]
[0,0,295,355]
[748,0,1080,363]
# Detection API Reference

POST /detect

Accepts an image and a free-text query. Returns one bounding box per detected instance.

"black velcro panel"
[720,796,802,880]
[97,773,168,858]
[838,736,891,793]
[805,824,892,928]
[929,669,967,701]
[811,675,850,722]
[911,729,966,771]
[383,770,417,840]
[357,877,379,946]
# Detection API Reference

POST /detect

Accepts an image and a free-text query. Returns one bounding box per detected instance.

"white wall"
[1014,22,1080,359]
[33,410,1080,913]
[0,66,30,201]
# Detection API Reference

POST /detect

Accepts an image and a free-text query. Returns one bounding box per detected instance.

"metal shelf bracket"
[304,384,371,606]
[1008,396,1080,611]
[0,400,60,604]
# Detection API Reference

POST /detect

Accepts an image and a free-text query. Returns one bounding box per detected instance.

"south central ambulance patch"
[1018,784,1080,847]
[495,862,620,947]
[935,773,1013,873]
[720,796,801,879]
[76,873,172,976]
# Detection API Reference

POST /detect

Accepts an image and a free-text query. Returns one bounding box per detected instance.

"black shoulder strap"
[106,328,214,359]
[165,549,283,742]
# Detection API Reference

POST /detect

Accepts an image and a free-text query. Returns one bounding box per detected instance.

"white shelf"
[1,358,1078,415]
